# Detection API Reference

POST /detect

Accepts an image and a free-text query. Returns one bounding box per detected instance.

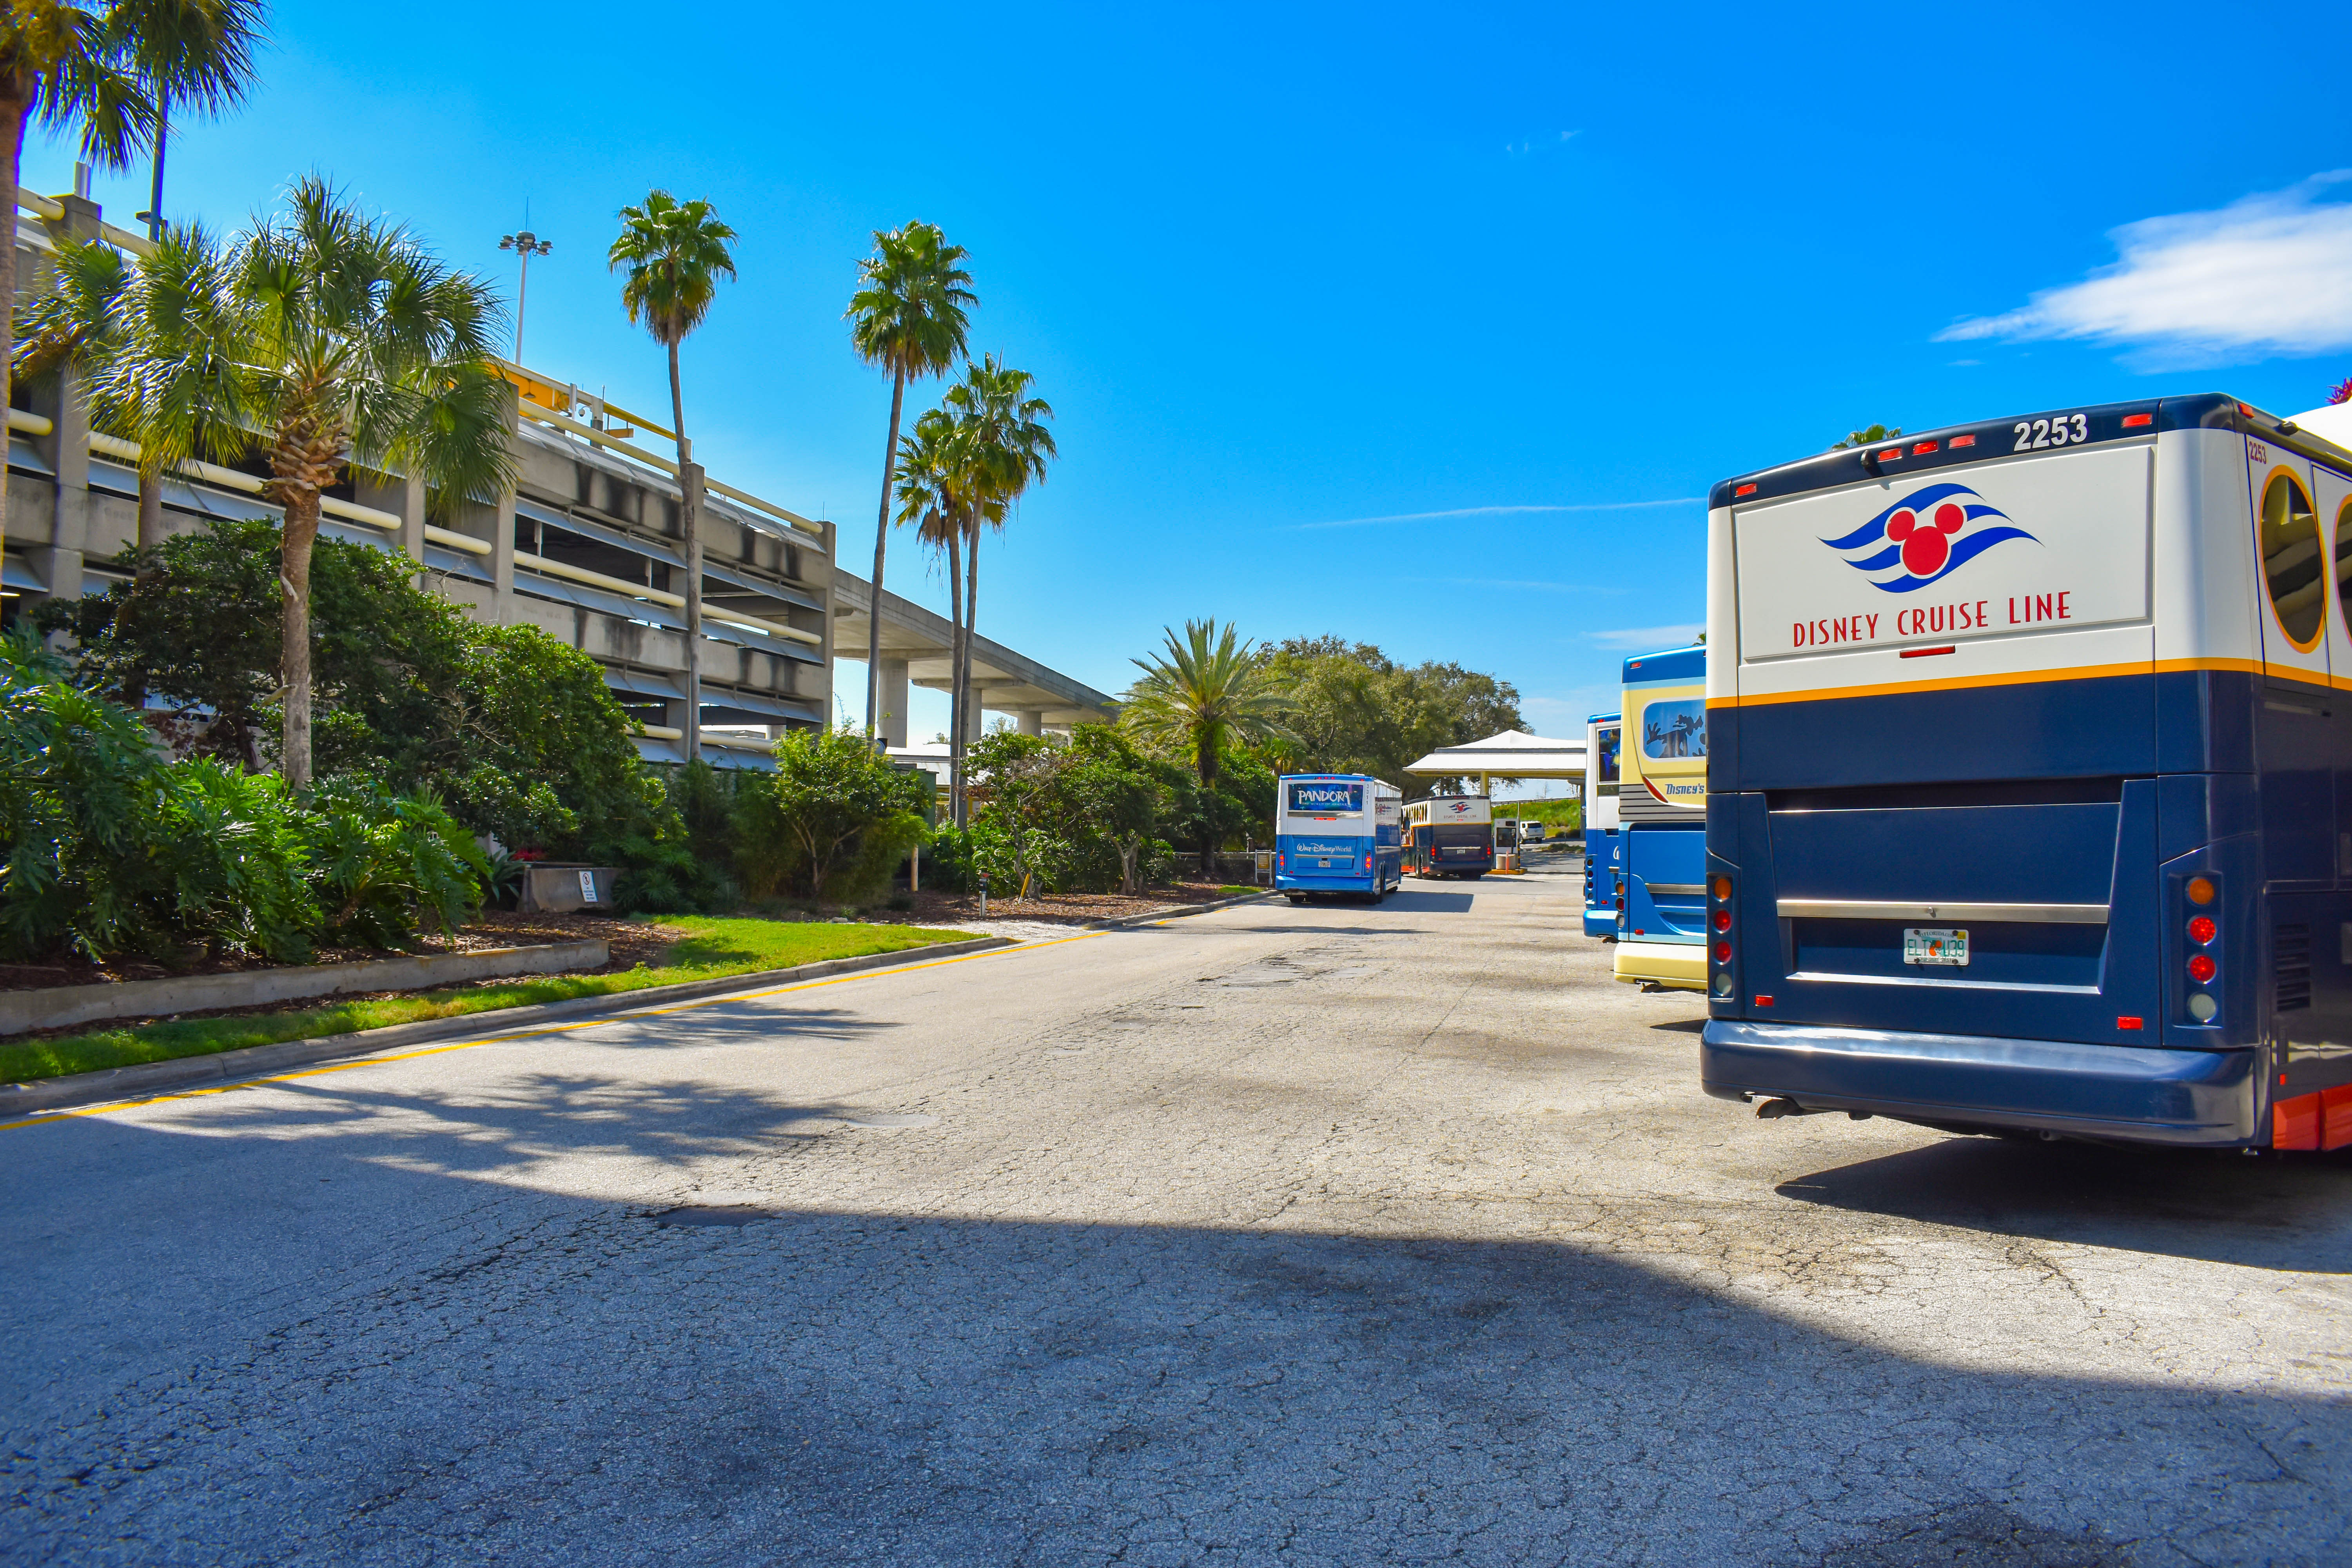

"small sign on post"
[579,869,599,904]
[977,870,989,918]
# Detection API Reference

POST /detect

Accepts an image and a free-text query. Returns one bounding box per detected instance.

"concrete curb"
[0,940,610,1037]
[1084,889,1277,929]
[0,935,1014,1120]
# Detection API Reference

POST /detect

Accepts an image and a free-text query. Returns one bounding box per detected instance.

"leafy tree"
[1261,638,1523,791]
[1056,725,1178,895]
[1831,423,1902,450]
[1121,620,1294,864]
[847,221,974,737]
[39,518,666,862]
[734,726,929,901]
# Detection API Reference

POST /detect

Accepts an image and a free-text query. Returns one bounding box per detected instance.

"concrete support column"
[879,657,910,747]
[356,472,428,584]
[1017,710,1044,736]
[29,191,102,612]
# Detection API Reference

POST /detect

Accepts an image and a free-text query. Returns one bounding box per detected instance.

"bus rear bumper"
[1700,1019,2258,1147]
[1615,940,1706,991]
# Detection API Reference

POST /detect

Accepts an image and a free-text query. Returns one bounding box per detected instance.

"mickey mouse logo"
[1820,482,2037,593]
[1885,502,1965,577]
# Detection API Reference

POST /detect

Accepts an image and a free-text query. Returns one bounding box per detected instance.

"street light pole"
[498,227,553,362]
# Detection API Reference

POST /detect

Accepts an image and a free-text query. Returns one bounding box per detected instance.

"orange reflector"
[2276,1092,2322,1150]
[2238,402,2255,417]
[1912,441,1937,454]
[1734,483,1757,497]
[2123,412,2153,428]
[1949,434,1976,448]
[2117,1016,2143,1030]
[1753,995,1774,1007]
[1875,448,1902,462]
[2186,876,2216,905]
[2324,1085,2352,1151]
[1711,876,1731,900]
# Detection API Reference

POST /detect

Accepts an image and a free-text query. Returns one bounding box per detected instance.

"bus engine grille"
[2276,923,2312,1013]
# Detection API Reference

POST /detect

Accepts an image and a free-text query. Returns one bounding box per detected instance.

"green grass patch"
[0,917,971,1085]
[1215,885,1265,897]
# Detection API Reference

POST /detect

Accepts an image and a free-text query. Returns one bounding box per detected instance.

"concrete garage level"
[4,863,2350,1565]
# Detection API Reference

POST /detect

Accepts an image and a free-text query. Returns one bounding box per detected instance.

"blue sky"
[25,2,2352,757]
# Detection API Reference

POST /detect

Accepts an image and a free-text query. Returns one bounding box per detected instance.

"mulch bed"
[901,880,1259,927]
[0,910,681,993]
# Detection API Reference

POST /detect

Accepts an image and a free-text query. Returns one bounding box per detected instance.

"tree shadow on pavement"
[3,1125,2333,1568]
[1775,1134,2352,1272]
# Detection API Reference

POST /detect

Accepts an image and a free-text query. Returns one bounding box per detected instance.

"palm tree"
[893,404,971,764]
[113,0,264,243]
[939,355,1053,824]
[608,189,736,760]
[846,222,973,739]
[103,177,512,788]
[1122,620,1294,867]
[607,190,735,457]
[0,0,263,553]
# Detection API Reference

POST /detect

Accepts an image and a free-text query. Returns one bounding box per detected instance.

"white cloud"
[1291,498,1700,531]
[1938,172,2352,365]
[1589,623,1703,650]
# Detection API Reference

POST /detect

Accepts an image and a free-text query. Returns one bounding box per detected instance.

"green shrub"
[304,777,489,947]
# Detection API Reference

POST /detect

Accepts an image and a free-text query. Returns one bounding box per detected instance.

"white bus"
[1402,795,1493,878]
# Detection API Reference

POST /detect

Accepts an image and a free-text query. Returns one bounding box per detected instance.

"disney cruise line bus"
[1616,646,1710,990]
[1403,795,1494,878]
[1583,713,1622,938]
[1701,394,2352,1149]
[1276,773,1402,902]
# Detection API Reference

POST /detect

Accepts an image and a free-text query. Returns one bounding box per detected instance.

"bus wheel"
[1286,895,1305,906]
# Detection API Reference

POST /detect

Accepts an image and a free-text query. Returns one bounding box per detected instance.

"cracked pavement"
[5,862,2351,1565]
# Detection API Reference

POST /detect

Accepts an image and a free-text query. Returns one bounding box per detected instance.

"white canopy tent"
[1402,730,1588,797]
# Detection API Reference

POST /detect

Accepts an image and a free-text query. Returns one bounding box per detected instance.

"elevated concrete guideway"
[832,569,1118,744]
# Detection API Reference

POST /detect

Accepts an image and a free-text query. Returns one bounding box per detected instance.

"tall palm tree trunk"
[668,338,700,762]
[956,525,982,828]
[943,526,964,825]
[865,367,906,738]
[279,489,321,789]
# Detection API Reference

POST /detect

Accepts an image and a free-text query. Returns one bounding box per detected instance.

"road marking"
[0,931,1105,1133]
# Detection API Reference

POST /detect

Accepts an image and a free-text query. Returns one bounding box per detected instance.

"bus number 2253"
[2014,413,2088,451]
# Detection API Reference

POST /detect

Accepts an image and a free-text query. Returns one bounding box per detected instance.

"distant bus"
[1701,392,2352,1149]
[1276,773,1403,902]
[1403,795,1493,878]
[1583,711,1622,938]
[1615,645,1708,991]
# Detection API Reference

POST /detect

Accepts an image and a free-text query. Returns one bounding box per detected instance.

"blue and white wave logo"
[1820,483,2037,593]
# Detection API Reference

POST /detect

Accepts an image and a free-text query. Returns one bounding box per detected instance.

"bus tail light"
[2180,873,2221,1024]
[1709,874,1736,999]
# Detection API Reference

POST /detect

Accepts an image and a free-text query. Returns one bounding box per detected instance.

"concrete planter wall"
[0,939,609,1037]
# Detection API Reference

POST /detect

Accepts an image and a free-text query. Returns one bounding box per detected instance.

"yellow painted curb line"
[1,931,1103,1134]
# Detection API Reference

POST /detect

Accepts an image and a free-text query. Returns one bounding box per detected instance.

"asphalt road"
[6,861,2351,1566]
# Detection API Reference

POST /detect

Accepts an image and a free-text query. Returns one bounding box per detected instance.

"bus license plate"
[1317,858,1331,867]
[1904,927,1969,966]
